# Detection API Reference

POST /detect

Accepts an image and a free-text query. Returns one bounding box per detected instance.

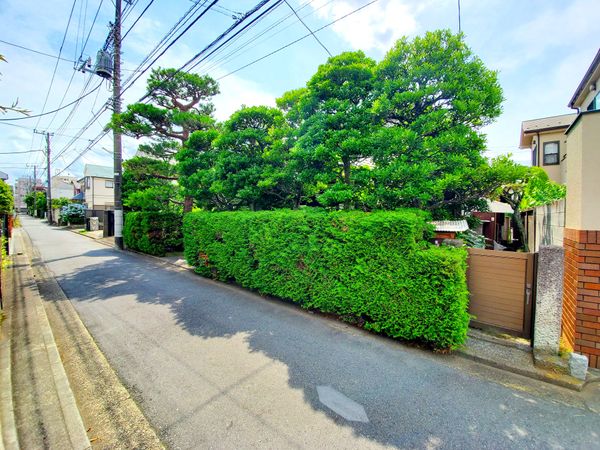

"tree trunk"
[342,156,351,210]
[183,196,193,213]
[511,206,529,252]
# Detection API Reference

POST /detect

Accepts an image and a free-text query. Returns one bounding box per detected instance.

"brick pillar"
[562,228,600,368]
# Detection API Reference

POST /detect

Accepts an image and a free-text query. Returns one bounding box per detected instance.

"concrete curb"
[23,225,165,449]
[456,348,585,391]
[13,229,91,450]
[0,273,18,450]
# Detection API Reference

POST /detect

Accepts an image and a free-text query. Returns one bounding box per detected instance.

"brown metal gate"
[467,248,536,339]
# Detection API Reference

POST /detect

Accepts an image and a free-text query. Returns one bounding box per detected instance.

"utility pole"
[113,0,124,249]
[35,130,54,224]
[33,165,37,217]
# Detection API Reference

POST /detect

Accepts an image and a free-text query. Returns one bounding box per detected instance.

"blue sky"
[0,0,598,184]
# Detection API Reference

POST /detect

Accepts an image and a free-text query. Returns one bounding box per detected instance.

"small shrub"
[123,211,183,256]
[183,209,470,349]
[60,203,85,225]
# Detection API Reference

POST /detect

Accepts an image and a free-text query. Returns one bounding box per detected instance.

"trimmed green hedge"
[124,211,183,256]
[183,209,469,349]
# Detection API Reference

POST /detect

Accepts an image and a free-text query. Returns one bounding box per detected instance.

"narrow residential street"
[21,215,600,449]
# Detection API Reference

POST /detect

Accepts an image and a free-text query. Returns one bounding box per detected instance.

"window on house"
[85,177,90,189]
[105,180,114,188]
[532,142,537,166]
[587,91,600,111]
[543,141,559,165]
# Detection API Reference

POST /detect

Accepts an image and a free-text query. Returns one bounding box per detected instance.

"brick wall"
[563,228,600,369]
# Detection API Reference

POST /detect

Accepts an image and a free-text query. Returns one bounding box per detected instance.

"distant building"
[78,164,114,210]
[51,175,79,201]
[0,171,7,181]
[14,177,41,212]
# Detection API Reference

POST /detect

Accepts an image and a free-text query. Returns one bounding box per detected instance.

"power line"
[0,149,43,154]
[79,0,105,61]
[0,39,76,64]
[218,0,379,80]
[33,0,78,130]
[0,83,102,121]
[120,0,221,97]
[122,0,155,40]
[283,0,331,56]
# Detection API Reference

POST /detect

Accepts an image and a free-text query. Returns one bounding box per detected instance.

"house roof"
[83,164,113,179]
[569,48,600,109]
[72,192,85,201]
[430,220,469,233]
[487,200,514,214]
[519,113,577,148]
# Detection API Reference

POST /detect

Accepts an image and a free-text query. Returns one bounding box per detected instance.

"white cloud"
[211,72,276,122]
[310,0,418,52]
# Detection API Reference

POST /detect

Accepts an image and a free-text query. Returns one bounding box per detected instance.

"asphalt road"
[22,216,600,449]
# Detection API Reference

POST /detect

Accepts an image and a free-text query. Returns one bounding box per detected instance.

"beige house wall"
[82,176,114,210]
[565,111,600,230]
[532,129,568,184]
[533,199,565,252]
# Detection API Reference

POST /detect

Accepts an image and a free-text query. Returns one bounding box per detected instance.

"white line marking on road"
[317,385,369,423]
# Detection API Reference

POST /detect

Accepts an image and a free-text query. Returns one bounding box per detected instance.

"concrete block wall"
[562,228,600,368]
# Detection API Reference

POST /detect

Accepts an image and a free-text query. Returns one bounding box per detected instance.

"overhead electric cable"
[197,0,323,75]
[79,0,105,61]
[0,83,102,121]
[122,0,155,40]
[0,39,76,63]
[218,0,379,80]
[33,0,78,129]
[283,0,331,56]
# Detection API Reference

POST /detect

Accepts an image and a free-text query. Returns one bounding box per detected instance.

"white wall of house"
[82,176,114,210]
[534,199,565,252]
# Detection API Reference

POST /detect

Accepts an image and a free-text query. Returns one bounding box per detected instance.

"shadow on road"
[49,247,599,449]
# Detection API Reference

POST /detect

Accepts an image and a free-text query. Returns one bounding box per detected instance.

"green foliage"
[25,192,47,217]
[0,180,14,214]
[51,197,70,210]
[122,156,181,212]
[521,167,566,209]
[367,30,503,216]
[123,211,183,256]
[287,51,377,208]
[183,209,469,349]
[60,203,85,224]
[490,156,567,251]
[456,229,485,248]
[113,67,219,213]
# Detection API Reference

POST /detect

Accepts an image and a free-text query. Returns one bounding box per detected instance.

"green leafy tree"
[112,68,219,211]
[368,30,503,216]
[280,51,377,209]
[209,105,290,210]
[25,191,47,218]
[175,129,220,210]
[122,156,180,212]
[0,180,14,213]
[491,156,566,252]
[51,197,70,210]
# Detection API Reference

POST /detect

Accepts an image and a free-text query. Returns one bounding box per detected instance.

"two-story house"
[519,113,576,184]
[78,164,115,210]
[519,48,600,369]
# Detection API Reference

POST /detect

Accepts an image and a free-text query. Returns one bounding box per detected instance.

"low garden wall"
[123,211,183,256]
[183,209,470,349]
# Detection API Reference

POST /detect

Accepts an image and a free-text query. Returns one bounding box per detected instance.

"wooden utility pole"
[35,130,54,224]
[113,0,124,249]
[33,165,37,217]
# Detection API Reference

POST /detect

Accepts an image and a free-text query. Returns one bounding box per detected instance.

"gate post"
[533,245,564,354]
